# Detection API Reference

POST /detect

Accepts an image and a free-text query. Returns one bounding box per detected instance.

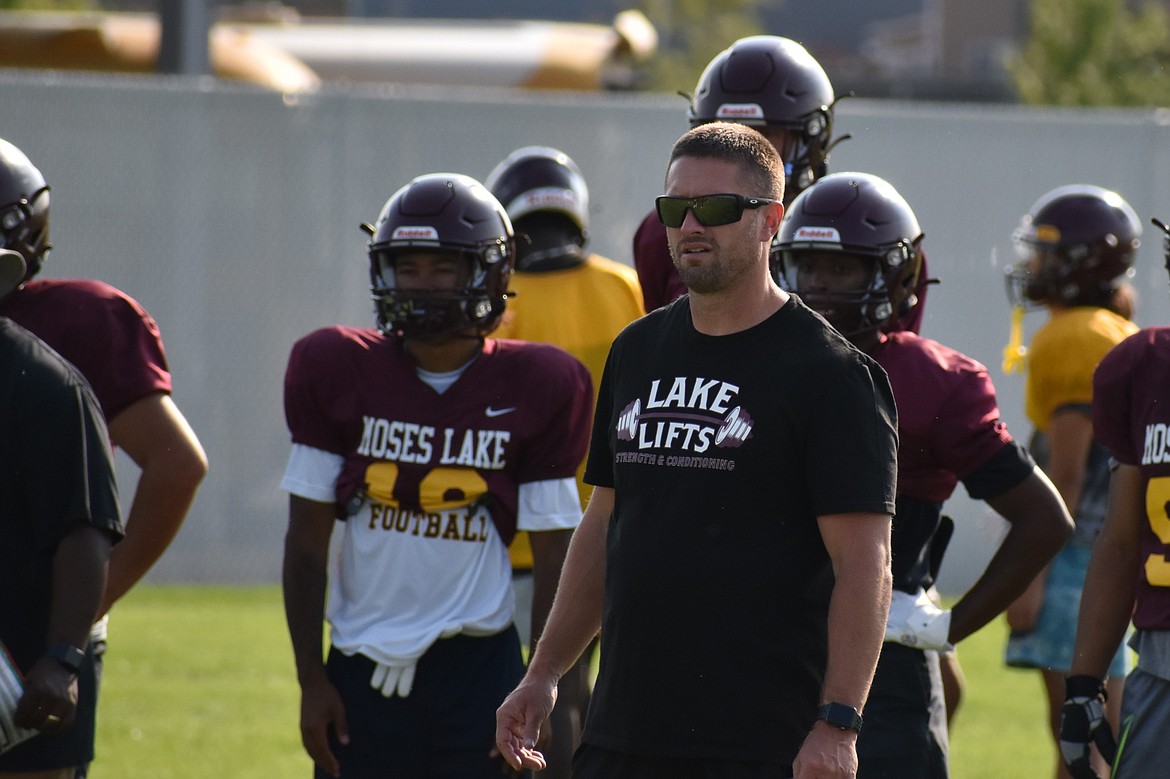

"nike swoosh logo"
[485,406,516,418]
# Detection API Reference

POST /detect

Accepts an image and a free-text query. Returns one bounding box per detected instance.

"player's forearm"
[951,471,1073,642]
[1070,465,1143,677]
[101,456,206,612]
[50,524,113,650]
[1071,537,1138,678]
[282,516,332,685]
[283,555,330,685]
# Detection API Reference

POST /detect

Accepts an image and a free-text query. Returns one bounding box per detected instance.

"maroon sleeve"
[283,327,354,456]
[930,355,1014,479]
[632,210,687,312]
[511,344,594,484]
[0,280,171,420]
[1093,332,1145,465]
[881,333,1015,501]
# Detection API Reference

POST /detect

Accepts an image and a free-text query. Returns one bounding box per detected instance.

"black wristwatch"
[45,644,86,676]
[817,702,864,732]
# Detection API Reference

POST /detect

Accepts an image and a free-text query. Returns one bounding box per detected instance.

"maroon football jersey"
[1093,326,1170,631]
[0,278,172,420]
[875,331,1016,503]
[632,210,687,312]
[283,327,593,544]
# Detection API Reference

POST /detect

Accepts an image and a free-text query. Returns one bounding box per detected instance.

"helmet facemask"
[0,184,49,283]
[513,214,586,272]
[1006,232,1135,310]
[370,244,510,340]
[778,241,922,341]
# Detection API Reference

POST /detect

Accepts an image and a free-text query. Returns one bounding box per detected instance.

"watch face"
[818,702,863,731]
[48,644,85,674]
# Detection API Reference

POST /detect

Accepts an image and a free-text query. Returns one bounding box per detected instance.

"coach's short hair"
[666,122,785,202]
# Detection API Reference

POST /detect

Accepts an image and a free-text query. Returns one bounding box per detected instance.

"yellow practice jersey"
[1025,306,1138,431]
[495,253,645,568]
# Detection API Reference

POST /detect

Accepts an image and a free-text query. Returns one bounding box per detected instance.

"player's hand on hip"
[299,675,349,778]
[793,722,858,778]
[370,658,417,698]
[495,672,559,772]
[884,588,954,652]
[14,657,79,732]
[1059,675,1116,779]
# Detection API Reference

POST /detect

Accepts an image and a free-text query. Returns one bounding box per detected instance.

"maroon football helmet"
[688,36,837,204]
[1006,185,1140,309]
[484,146,589,271]
[774,171,924,340]
[0,138,51,284]
[367,173,514,338]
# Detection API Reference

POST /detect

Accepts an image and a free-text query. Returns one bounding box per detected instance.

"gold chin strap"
[1002,305,1029,374]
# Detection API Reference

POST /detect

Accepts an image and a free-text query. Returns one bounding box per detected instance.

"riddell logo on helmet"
[392,226,440,240]
[716,103,765,120]
[794,226,841,242]
[521,188,577,212]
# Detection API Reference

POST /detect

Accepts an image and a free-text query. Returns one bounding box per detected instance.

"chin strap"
[1002,305,1029,374]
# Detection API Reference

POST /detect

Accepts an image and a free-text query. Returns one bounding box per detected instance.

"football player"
[280,172,592,778]
[0,138,207,777]
[1002,185,1141,779]
[486,146,643,779]
[773,171,1075,777]
[1062,216,1170,778]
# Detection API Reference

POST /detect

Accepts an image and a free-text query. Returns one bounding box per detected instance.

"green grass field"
[91,585,1058,778]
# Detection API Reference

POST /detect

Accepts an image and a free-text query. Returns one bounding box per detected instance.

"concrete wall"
[4,70,1170,595]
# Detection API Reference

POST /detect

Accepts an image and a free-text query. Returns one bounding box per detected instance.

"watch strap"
[817,701,863,732]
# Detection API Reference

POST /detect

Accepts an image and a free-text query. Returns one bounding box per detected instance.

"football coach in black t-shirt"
[496,123,898,779]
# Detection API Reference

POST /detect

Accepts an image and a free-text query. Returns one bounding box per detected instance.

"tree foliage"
[636,0,772,95]
[1010,0,1170,105]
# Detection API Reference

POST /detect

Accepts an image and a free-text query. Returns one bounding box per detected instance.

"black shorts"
[0,642,99,773]
[320,626,525,779]
[571,743,792,779]
[855,643,948,779]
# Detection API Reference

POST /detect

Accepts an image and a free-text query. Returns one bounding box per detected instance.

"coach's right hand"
[495,671,558,772]
[299,673,349,778]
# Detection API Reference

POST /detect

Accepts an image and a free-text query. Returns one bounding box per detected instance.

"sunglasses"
[655,193,777,228]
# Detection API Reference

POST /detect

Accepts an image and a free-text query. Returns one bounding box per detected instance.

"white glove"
[370,659,417,698]
[884,588,954,652]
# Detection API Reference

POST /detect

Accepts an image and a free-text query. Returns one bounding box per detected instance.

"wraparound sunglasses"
[655,193,778,228]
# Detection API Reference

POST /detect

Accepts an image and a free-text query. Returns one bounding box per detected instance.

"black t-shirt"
[583,295,898,765]
[0,318,123,671]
